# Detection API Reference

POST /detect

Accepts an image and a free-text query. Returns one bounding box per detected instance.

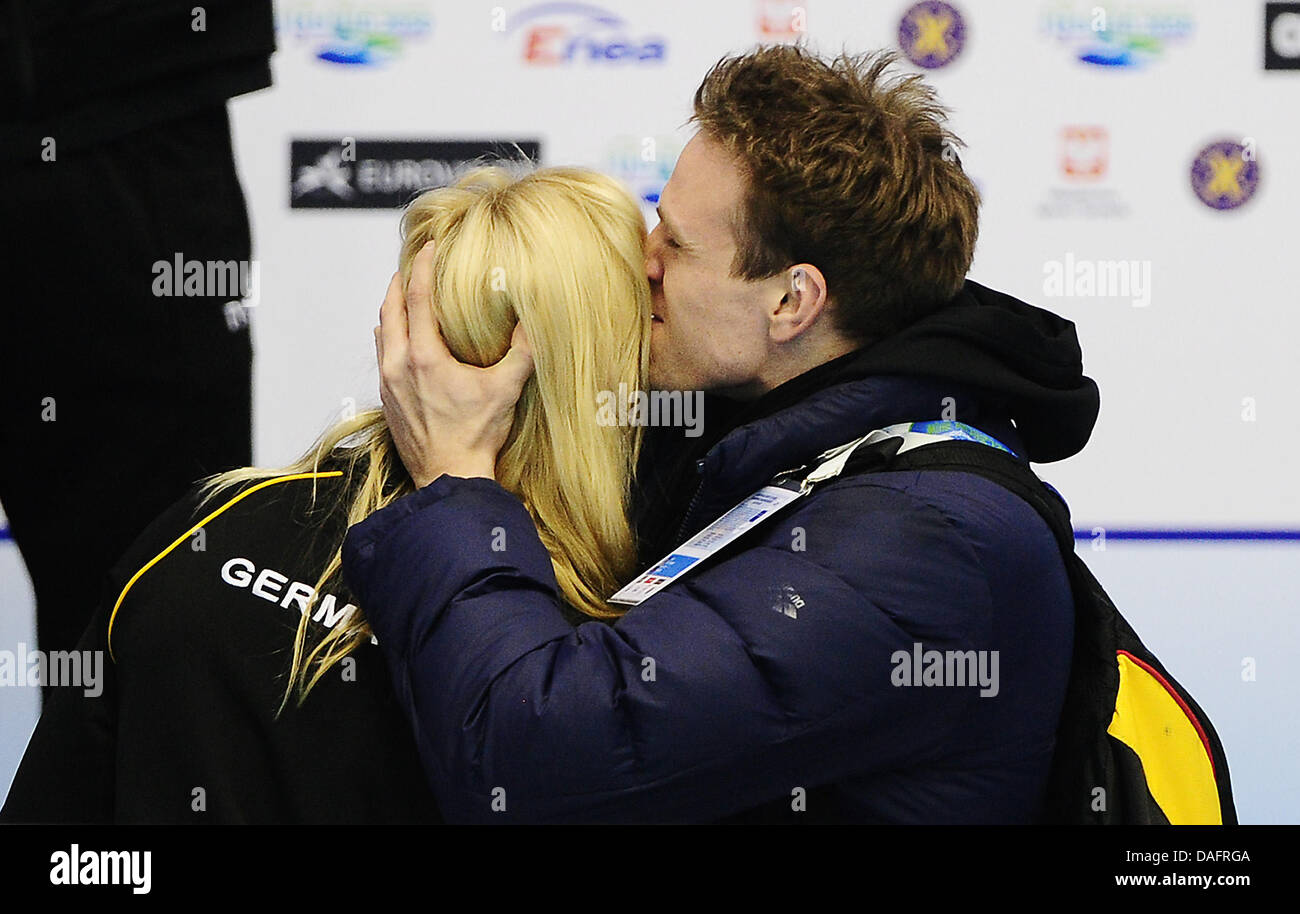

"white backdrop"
[2,0,1297,822]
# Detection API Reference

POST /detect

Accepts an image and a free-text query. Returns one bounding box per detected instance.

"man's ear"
[769,263,829,343]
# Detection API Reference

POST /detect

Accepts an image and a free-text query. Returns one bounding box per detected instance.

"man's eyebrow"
[655,205,688,243]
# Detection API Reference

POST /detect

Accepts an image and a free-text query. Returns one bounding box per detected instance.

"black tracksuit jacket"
[1,466,443,823]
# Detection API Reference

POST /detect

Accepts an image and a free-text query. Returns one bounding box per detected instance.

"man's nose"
[644,233,664,282]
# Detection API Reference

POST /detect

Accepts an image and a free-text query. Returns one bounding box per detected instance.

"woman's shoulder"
[107,453,364,593]
[103,454,371,658]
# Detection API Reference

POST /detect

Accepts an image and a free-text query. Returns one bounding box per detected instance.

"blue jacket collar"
[688,373,1022,516]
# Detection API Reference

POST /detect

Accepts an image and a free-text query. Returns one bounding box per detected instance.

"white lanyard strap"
[608,421,1014,606]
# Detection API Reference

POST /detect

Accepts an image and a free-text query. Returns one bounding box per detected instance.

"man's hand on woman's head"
[375,240,534,489]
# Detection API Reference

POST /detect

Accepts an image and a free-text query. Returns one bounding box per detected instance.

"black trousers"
[0,105,253,667]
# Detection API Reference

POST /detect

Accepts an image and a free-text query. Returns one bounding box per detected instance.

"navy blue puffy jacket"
[342,281,1099,823]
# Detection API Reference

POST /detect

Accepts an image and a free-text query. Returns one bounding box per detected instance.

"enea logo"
[507,2,667,65]
[290,139,542,209]
[1040,1,1194,68]
[1189,139,1260,211]
[276,2,433,66]
[898,1,967,69]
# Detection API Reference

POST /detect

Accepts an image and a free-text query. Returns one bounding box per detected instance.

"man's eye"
[664,236,680,249]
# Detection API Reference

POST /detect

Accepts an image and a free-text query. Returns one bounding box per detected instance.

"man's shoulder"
[802,465,1060,545]
[768,465,1068,592]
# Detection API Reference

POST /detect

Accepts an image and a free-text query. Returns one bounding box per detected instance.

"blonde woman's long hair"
[202,164,651,707]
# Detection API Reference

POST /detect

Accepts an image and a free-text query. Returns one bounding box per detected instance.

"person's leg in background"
[0,104,253,691]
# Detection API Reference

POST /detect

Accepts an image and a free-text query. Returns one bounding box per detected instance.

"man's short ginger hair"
[691,45,980,341]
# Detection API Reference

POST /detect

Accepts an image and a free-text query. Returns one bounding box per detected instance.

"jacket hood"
[712,278,1097,465]
[851,279,1099,462]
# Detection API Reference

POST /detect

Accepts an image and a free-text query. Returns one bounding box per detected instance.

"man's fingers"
[375,324,396,413]
[379,272,408,377]
[380,271,405,335]
[405,240,447,361]
[492,321,535,393]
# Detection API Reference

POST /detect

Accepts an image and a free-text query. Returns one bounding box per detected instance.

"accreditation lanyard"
[607,420,1015,606]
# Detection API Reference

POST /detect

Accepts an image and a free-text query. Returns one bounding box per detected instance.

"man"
[346,46,1100,822]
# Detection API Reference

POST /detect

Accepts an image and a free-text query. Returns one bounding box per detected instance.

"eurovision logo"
[506,3,667,65]
[1189,140,1260,211]
[275,1,433,66]
[1039,1,1194,69]
[290,139,542,209]
[898,1,967,69]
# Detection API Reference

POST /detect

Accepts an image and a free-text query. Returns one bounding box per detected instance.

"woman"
[0,165,651,823]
